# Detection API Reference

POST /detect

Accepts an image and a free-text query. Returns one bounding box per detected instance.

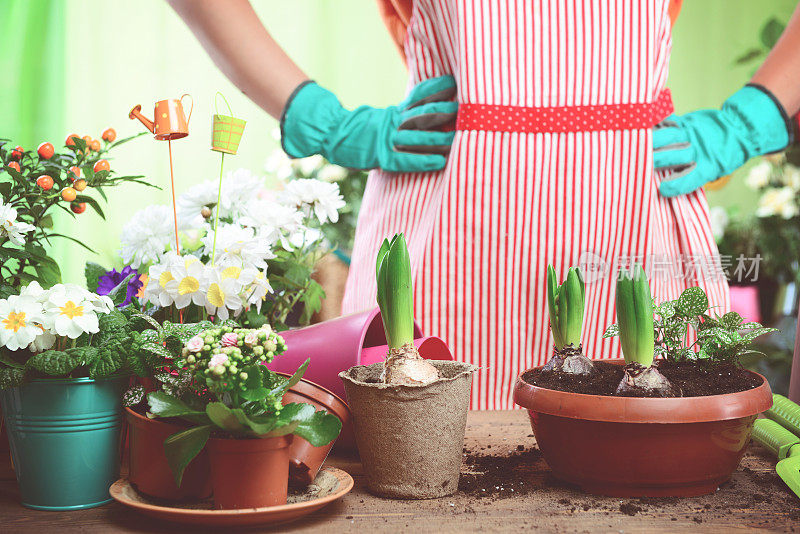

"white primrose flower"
[0,294,46,351]
[0,202,35,246]
[202,223,275,270]
[29,329,56,352]
[18,281,50,303]
[745,160,772,190]
[177,180,226,229]
[120,205,175,269]
[756,187,799,219]
[43,284,103,339]
[281,178,345,224]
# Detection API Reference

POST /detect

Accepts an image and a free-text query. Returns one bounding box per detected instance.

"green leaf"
[35,258,62,287]
[106,272,135,306]
[546,264,564,349]
[130,312,161,333]
[291,406,343,447]
[25,348,85,376]
[298,280,325,325]
[720,311,744,330]
[88,348,123,379]
[48,233,96,253]
[675,286,708,316]
[270,359,309,399]
[75,194,105,219]
[378,233,415,349]
[109,131,147,149]
[760,18,785,49]
[206,402,247,433]
[231,408,279,435]
[148,391,205,418]
[123,385,145,407]
[84,262,107,292]
[615,265,654,366]
[0,367,26,389]
[602,323,619,338]
[164,425,212,487]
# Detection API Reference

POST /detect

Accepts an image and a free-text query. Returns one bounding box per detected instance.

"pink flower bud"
[186,335,204,353]
[221,332,239,347]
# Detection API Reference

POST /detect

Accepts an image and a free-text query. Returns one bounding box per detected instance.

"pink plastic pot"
[271,308,452,400]
[729,285,761,324]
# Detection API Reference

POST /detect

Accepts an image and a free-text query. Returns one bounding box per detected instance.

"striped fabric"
[343,0,729,410]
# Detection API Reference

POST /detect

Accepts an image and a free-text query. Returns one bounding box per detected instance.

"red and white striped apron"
[343,0,729,409]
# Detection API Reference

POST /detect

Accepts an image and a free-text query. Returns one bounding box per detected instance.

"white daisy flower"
[143,259,177,308]
[0,202,35,247]
[242,269,272,312]
[756,187,799,219]
[164,255,208,309]
[43,285,102,339]
[119,205,175,269]
[0,294,46,351]
[745,160,772,190]
[281,179,345,224]
[202,223,275,270]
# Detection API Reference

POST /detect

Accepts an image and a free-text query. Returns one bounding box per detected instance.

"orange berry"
[65,134,80,146]
[37,142,55,160]
[82,135,92,144]
[7,162,20,173]
[70,202,86,214]
[89,139,101,152]
[73,179,87,191]
[36,175,54,190]
[101,128,116,142]
[10,146,23,160]
[69,166,81,182]
[93,159,110,173]
[61,187,77,202]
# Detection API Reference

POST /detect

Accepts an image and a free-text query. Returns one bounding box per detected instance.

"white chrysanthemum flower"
[317,163,349,182]
[239,199,303,249]
[708,206,729,241]
[202,223,275,270]
[264,149,294,181]
[119,205,175,269]
[177,180,225,229]
[782,164,800,192]
[164,255,208,309]
[0,294,46,351]
[0,202,35,247]
[756,186,799,219]
[281,178,345,224]
[745,160,772,190]
[292,154,325,177]
[43,285,102,339]
[224,168,265,209]
[204,265,249,320]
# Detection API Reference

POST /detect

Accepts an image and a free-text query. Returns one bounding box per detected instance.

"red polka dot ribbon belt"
[456,89,674,133]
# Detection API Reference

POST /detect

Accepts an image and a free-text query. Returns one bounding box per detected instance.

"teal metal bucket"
[0,376,125,510]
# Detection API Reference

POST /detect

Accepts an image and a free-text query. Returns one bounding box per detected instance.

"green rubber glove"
[653,84,793,197]
[281,76,458,172]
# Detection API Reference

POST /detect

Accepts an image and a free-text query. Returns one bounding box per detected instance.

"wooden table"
[1,411,798,533]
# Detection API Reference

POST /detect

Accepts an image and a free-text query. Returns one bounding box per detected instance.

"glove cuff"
[280,81,347,159]
[724,85,793,156]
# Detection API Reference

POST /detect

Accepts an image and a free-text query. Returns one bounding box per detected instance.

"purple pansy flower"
[97,265,142,307]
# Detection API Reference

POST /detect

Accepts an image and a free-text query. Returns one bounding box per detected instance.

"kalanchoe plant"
[609,264,675,397]
[375,233,438,386]
[542,265,593,375]
[145,325,342,485]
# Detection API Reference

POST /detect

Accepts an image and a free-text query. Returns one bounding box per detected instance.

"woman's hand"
[653,85,792,197]
[281,76,458,172]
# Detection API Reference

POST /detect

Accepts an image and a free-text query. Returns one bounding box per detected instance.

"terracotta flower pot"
[207,435,293,509]
[279,374,351,487]
[513,359,773,497]
[340,360,476,499]
[125,408,212,501]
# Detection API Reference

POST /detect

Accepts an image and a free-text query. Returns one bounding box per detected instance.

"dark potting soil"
[522,360,762,397]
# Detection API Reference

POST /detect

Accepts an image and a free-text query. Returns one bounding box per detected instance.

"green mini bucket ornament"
[211,92,246,155]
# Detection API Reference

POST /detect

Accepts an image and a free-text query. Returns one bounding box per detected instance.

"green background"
[0,0,797,284]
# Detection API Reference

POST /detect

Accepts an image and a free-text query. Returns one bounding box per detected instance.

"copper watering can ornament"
[129,94,193,140]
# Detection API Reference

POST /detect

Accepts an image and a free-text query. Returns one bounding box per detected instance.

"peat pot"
[279,375,351,487]
[125,407,212,500]
[340,360,476,499]
[207,434,293,509]
[0,376,125,510]
[513,360,773,497]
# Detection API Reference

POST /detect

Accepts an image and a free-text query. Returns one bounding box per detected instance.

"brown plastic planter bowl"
[125,408,212,500]
[207,435,292,509]
[513,359,773,497]
[279,374,351,487]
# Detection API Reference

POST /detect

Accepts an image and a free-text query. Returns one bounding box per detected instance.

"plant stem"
[211,153,225,265]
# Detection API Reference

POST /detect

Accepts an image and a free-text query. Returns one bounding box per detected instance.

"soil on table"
[522,360,762,397]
